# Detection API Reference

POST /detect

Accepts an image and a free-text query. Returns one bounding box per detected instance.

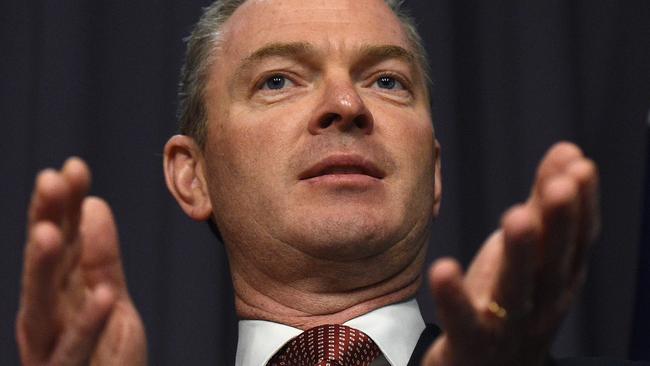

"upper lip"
[299,154,386,180]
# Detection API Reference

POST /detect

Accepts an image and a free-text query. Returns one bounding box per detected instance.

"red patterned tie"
[267,324,381,366]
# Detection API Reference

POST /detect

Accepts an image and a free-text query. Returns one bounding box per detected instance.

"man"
[15,0,631,365]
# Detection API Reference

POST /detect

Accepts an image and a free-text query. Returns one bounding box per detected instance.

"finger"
[50,284,116,366]
[78,197,127,289]
[565,158,600,274]
[28,169,69,227]
[17,221,65,360]
[492,205,539,322]
[27,159,91,286]
[539,175,579,268]
[429,259,479,342]
[28,158,90,228]
[19,162,89,360]
[60,157,92,243]
[531,142,583,204]
[56,158,93,283]
[534,175,580,313]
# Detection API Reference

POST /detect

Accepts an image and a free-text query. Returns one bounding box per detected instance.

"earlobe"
[163,135,213,221]
[432,139,442,218]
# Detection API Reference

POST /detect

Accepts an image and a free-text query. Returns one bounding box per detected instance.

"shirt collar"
[235,299,426,366]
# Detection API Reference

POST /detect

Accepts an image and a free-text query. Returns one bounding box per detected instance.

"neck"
[227,235,428,330]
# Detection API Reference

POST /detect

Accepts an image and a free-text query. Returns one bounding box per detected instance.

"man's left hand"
[424,142,600,366]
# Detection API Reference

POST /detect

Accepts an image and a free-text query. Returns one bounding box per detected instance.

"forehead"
[218,0,410,58]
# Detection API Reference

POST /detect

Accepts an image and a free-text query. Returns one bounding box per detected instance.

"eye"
[373,75,405,90]
[260,74,294,90]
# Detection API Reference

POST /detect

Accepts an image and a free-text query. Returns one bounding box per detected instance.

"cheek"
[377,106,436,210]
[376,104,435,171]
[204,106,304,196]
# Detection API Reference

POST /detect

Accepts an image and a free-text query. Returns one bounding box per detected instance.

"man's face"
[202,0,439,263]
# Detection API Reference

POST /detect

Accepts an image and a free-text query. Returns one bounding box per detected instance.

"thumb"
[78,197,128,291]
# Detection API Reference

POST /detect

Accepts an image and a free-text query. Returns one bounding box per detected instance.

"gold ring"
[487,301,508,320]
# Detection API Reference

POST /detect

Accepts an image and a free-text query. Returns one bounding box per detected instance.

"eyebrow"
[233,42,418,82]
[356,44,416,67]
[236,42,315,75]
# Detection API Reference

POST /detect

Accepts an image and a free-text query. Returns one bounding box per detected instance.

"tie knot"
[267,324,381,366]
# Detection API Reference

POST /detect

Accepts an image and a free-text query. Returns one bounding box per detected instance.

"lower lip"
[301,174,382,187]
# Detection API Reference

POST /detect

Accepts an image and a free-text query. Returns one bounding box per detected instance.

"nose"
[308,79,374,135]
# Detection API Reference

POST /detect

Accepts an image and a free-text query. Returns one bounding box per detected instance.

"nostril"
[320,113,340,129]
[310,109,374,134]
[354,115,370,130]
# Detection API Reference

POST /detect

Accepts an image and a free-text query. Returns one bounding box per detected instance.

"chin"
[280,208,405,261]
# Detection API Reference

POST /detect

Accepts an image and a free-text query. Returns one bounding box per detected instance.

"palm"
[90,297,145,364]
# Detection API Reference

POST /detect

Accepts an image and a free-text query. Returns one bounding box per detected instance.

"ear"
[163,135,212,221]
[432,138,442,218]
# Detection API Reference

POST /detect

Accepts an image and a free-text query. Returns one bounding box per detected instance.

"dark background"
[2,0,649,364]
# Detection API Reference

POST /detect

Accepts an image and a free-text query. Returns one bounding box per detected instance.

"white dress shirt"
[235,299,426,366]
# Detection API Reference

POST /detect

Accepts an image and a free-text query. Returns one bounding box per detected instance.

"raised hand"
[425,142,600,366]
[16,158,147,365]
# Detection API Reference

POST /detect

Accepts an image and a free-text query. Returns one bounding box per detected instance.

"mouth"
[299,154,386,181]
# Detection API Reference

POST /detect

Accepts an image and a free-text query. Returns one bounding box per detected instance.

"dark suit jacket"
[407,324,650,366]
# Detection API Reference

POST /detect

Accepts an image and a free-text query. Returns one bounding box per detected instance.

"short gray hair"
[177,0,430,147]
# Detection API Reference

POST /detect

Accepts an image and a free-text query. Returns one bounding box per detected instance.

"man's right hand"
[16,158,147,365]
